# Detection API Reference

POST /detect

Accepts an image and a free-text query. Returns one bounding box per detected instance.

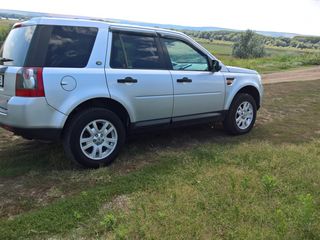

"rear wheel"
[224,93,257,135]
[63,108,125,168]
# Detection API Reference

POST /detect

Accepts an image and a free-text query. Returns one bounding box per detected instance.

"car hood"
[227,66,258,75]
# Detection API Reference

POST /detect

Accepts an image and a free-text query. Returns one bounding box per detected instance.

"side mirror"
[211,60,222,72]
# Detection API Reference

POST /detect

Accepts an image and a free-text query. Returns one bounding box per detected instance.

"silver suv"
[0,17,263,167]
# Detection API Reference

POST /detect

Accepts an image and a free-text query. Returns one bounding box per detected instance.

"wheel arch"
[237,86,260,109]
[62,98,131,135]
[226,85,261,110]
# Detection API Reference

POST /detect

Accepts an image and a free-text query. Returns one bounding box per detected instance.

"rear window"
[44,26,98,68]
[1,25,98,68]
[0,26,36,66]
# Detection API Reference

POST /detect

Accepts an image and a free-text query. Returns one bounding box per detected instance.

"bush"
[0,24,13,44]
[232,30,266,58]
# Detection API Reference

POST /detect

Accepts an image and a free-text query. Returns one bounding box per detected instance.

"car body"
[0,17,263,167]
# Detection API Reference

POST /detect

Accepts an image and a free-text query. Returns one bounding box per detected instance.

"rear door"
[105,30,173,124]
[160,37,225,119]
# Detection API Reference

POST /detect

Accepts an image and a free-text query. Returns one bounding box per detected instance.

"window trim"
[118,34,129,67]
[159,35,212,72]
[109,27,157,37]
[109,31,167,70]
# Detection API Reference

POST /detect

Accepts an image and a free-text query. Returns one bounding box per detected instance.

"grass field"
[0,79,320,239]
[197,39,320,73]
[0,19,15,45]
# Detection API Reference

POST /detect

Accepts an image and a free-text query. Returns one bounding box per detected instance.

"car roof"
[21,17,184,36]
[18,17,219,62]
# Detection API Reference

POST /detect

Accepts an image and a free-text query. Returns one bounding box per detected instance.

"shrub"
[232,30,266,58]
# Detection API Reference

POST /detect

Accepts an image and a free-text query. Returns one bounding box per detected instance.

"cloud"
[313,0,320,7]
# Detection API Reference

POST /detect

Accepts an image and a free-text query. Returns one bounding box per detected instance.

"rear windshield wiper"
[0,57,13,64]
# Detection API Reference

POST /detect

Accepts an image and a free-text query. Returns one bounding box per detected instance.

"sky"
[1,0,320,36]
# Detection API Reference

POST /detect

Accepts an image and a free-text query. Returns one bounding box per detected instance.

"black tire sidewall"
[225,93,257,135]
[64,108,125,168]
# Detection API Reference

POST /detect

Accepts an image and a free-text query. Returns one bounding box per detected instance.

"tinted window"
[163,39,209,71]
[110,33,126,68]
[44,26,98,68]
[0,26,36,66]
[110,33,164,69]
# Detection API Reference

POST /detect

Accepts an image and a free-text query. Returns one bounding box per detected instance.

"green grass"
[219,54,320,73]
[0,80,320,239]
[197,39,320,73]
[0,19,15,44]
[197,39,318,57]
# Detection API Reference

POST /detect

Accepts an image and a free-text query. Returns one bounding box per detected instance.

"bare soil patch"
[262,66,320,84]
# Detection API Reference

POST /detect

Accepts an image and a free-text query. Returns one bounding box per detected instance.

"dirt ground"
[262,66,320,84]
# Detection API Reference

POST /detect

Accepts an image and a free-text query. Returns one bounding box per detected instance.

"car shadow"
[0,123,239,176]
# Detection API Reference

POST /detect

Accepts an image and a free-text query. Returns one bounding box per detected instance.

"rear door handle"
[117,77,138,84]
[177,77,192,83]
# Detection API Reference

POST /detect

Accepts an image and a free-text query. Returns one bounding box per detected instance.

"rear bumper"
[0,96,67,140]
[1,125,62,140]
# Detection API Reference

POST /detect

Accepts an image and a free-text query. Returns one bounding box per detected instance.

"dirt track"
[262,66,320,84]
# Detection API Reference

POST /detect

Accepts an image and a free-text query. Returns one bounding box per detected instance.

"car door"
[105,29,174,125]
[161,37,225,120]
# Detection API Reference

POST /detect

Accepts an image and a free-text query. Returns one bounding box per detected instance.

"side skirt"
[130,111,227,133]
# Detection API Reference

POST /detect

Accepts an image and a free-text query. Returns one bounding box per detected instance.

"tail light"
[16,67,45,97]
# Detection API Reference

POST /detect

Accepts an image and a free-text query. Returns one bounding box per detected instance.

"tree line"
[182,30,320,50]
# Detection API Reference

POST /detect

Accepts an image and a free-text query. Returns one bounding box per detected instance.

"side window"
[44,26,98,68]
[163,38,209,71]
[110,32,164,70]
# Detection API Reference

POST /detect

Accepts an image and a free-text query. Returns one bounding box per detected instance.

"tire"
[63,108,126,168]
[224,93,257,135]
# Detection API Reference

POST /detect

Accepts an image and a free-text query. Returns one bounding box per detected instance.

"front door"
[161,38,225,119]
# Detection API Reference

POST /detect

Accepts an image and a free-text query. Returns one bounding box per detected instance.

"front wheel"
[63,108,126,168]
[224,93,257,135]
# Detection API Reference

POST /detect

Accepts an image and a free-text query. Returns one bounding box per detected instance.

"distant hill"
[0,9,304,38]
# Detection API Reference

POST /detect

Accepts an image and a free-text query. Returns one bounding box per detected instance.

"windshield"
[0,25,36,66]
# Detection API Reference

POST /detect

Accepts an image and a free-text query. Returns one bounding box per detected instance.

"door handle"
[177,77,192,83]
[117,77,138,83]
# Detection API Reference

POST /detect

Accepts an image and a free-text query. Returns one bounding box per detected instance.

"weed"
[261,175,278,195]
[241,176,250,190]
[100,213,116,231]
[297,194,316,237]
[115,224,128,240]
[73,211,82,220]
[274,209,287,238]
[229,174,237,193]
